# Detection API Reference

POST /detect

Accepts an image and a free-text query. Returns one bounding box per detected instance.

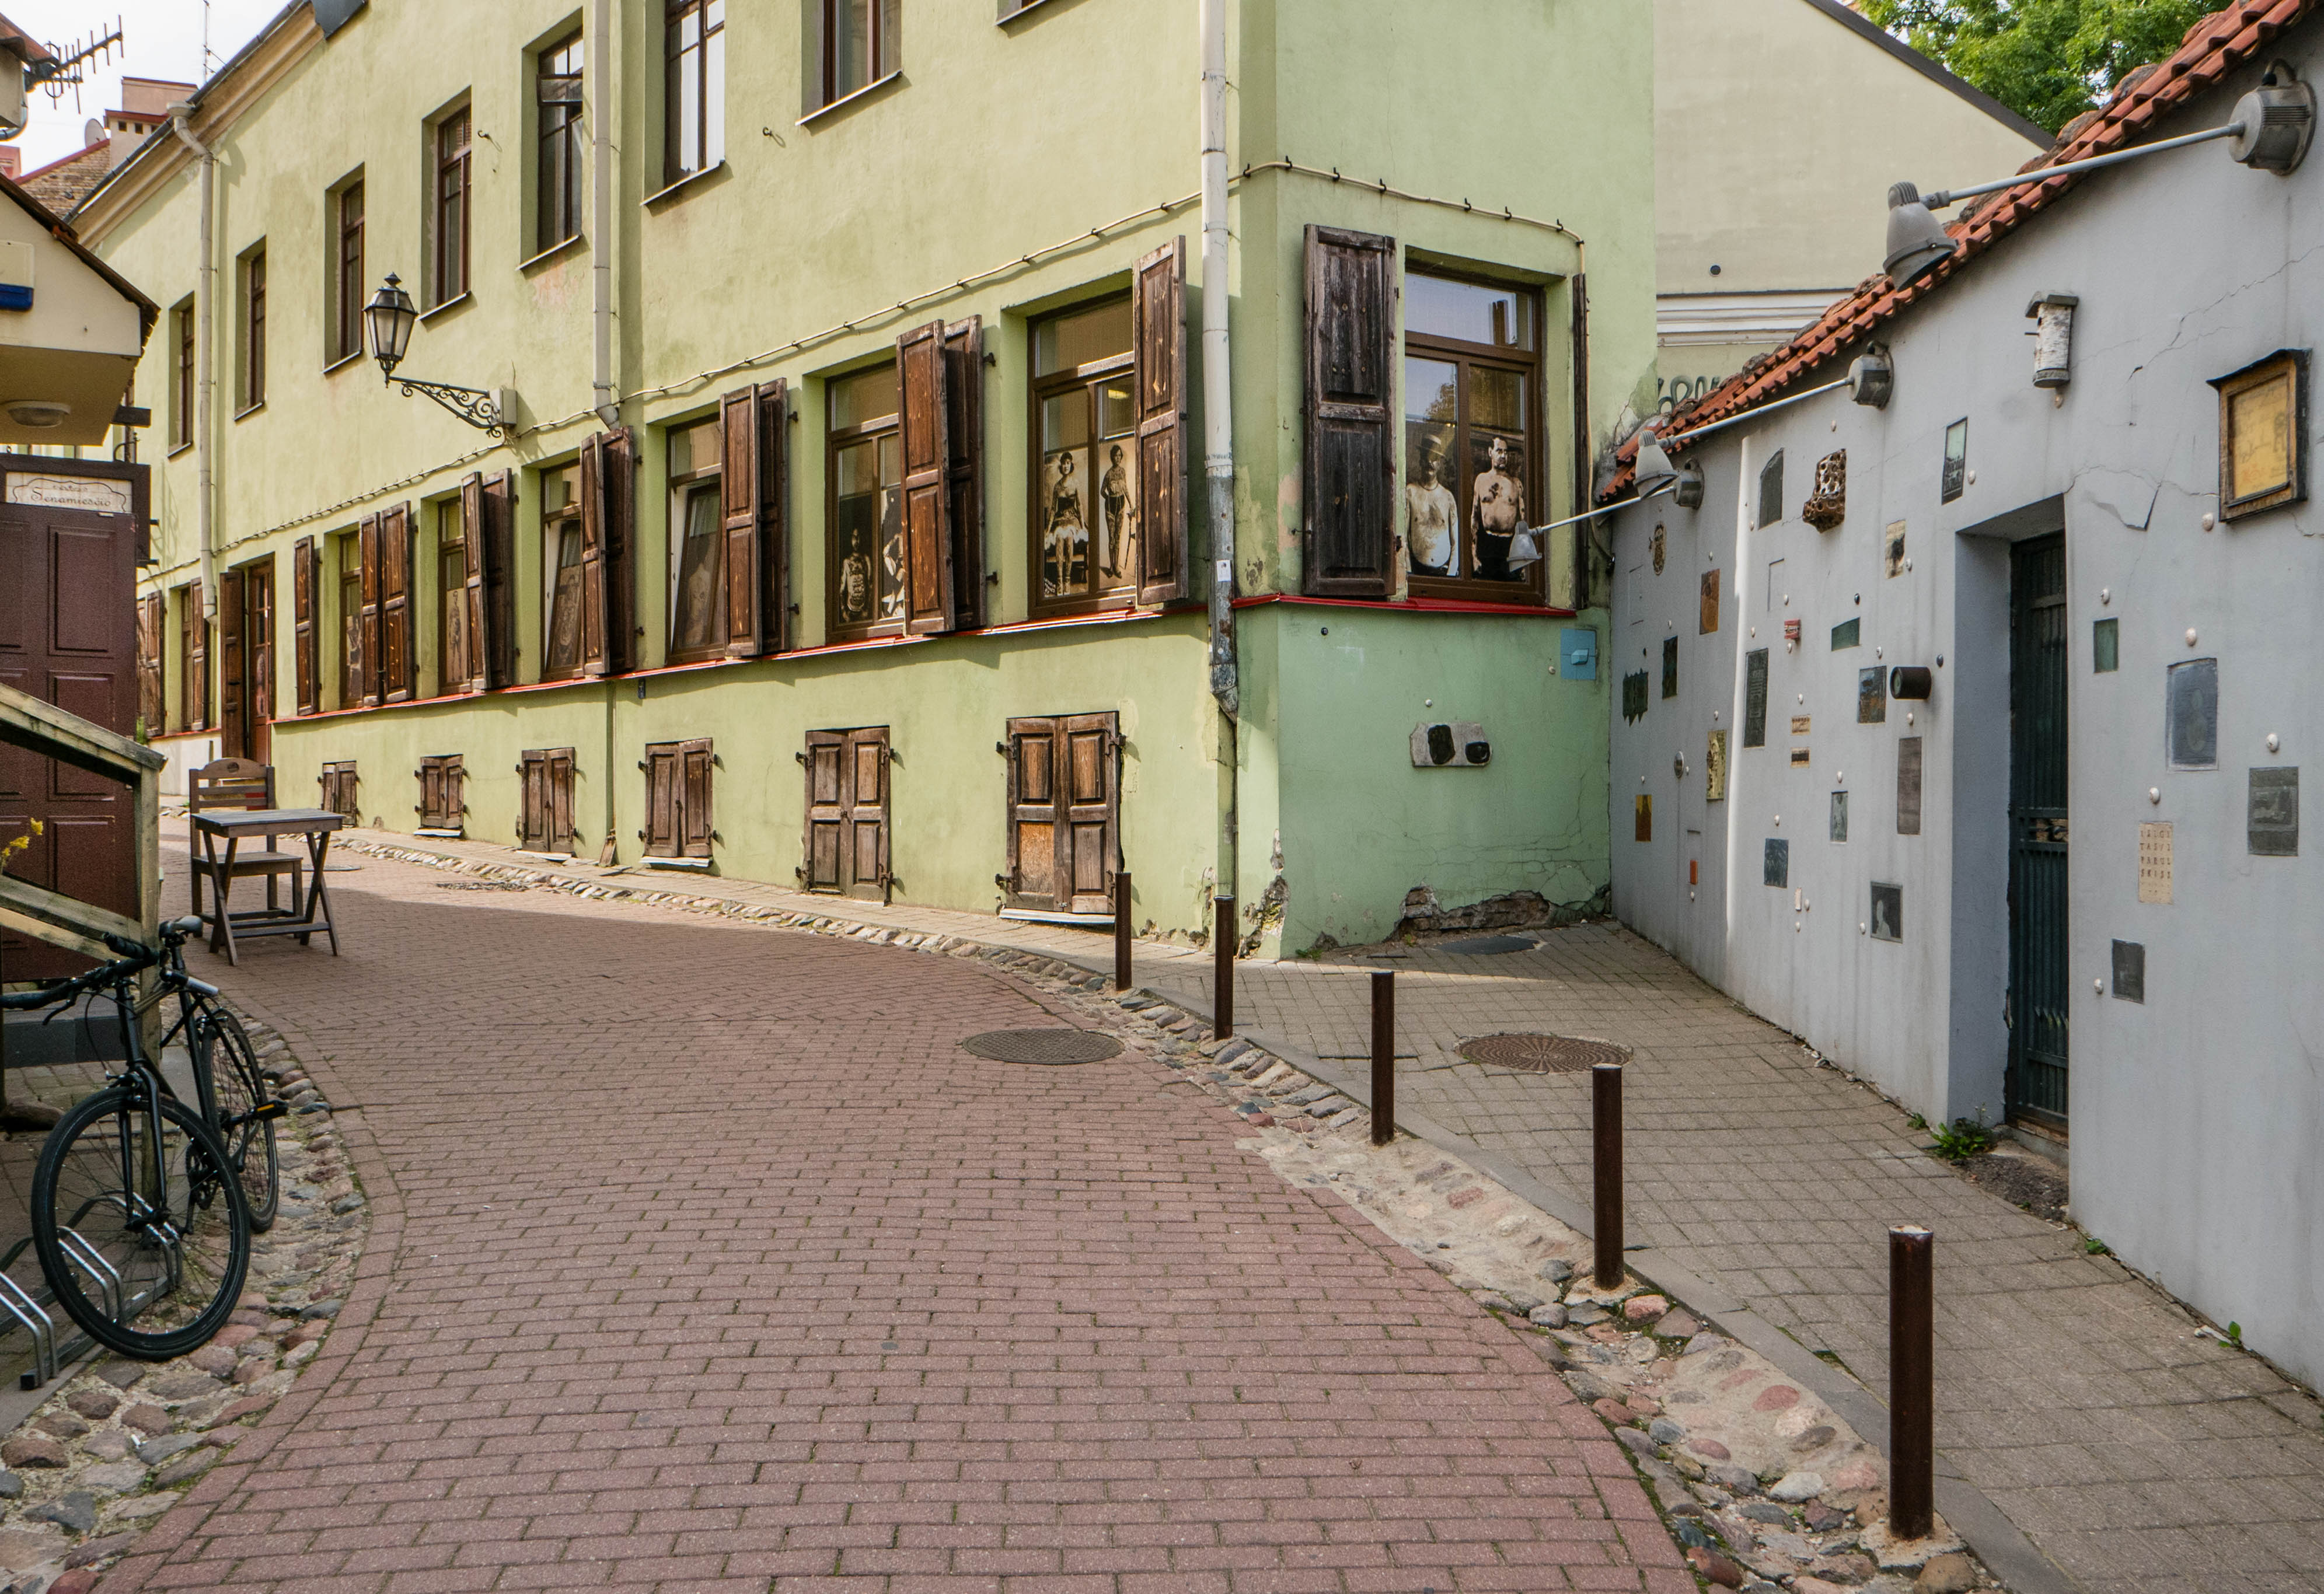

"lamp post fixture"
[364,272,508,437]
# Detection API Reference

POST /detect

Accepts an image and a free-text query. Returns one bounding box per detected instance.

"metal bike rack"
[55,1228,123,1326]
[0,1273,58,1389]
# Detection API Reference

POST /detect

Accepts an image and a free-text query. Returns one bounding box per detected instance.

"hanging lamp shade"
[1633,424,1679,496]
[365,272,418,377]
[1883,183,1956,289]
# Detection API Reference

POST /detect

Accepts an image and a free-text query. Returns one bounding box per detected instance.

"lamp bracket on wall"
[391,376,505,438]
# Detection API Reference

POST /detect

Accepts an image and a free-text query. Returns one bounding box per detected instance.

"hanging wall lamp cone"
[1632,425,1679,497]
[1883,183,1957,289]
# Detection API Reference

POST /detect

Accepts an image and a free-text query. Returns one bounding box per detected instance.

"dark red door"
[0,487,141,980]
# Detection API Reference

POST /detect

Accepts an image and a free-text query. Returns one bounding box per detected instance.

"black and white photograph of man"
[1471,434,1526,580]
[1405,431,1459,577]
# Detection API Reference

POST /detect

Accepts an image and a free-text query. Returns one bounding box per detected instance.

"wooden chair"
[187,758,302,922]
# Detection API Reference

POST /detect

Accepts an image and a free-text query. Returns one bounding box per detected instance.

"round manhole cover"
[960,1029,1124,1065]
[1457,1033,1631,1074]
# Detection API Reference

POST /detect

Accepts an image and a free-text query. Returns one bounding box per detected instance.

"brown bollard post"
[1592,1063,1624,1289]
[1114,872,1133,991]
[1213,896,1235,1040]
[1370,970,1395,1146]
[1889,1224,1935,1542]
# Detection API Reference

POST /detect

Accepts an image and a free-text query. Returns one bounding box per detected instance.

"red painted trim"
[147,729,214,743]
[1231,593,1576,618]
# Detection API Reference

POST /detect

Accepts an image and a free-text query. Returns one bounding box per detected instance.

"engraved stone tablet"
[1790,714,1812,736]
[1743,649,1769,748]
[1831,617,1860,650]
[1662,635,1679,700]
[2138,822,2173,903]
[2249,766,2298,856]
[1623,670,1649,722]
[1830,790,1848,842]
[1897,736,1924,836]
[1790,747,1811,766]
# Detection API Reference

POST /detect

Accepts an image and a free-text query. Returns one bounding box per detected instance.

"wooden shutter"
[247,560,274,747]
[460,473,487,692]
[578,435,608,675]
[802,729,845,892]
[1132,238,1188,605]
[480,470,516,687]
[1060,712,1119,914]
[517,749,546,849]
[379,501,416,702]
[548,746,574,853]
[357,512,382,705]
[217,569,246,759]
[720,385,763,657]
[641,741,679,856]
[1004,717,1056,910]
[942,322,983,630]
[135,594,163,733]
[184,581,208,730]
[292,536,317,715]
[1302,225,1397,596]
[680,738,713,858]
[897,319,955,634]
[756,382,790,652]
[604,428,637,673]
[847,727,889,901]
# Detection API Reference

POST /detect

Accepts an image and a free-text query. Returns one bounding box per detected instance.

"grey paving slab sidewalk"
[301,828,2324,1594]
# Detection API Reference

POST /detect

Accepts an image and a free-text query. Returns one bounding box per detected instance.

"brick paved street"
[99,843,1690,1594]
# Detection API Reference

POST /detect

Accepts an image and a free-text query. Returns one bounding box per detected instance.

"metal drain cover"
[1437,935,1537,955]
[961,1029,1123,1065]
[1457,1033,1631,1074]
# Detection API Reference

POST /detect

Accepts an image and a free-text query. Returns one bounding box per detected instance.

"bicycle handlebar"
[0,916,212,1012]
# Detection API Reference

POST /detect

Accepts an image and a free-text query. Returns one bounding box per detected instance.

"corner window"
[236,244,266,412]
[826,363,903,638]
[331,178,364,363]
[432,106,472,305]
[1401,270,1541,597]
[1031,298,1137,614]
[667,418,725,662]
[170,298,194,449]
[542,462,586,680]
[537,30,584,250]
[665,0,724,184]
[818,0,899,109]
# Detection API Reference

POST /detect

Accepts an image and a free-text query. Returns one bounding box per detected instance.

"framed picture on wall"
[2211,349,2308,520]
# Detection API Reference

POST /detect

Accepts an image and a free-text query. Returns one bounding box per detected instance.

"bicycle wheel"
[196,1006,280,1231]
[31,1085,252,1361]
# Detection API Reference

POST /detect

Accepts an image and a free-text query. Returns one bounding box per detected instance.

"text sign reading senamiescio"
[7,473,131,515]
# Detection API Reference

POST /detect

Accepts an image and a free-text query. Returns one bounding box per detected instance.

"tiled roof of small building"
[1602,0,2320,498]
[19,139,113,215]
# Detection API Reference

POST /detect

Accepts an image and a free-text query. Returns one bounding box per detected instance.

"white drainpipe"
[590,0,617,428]
[168,108,216,620]
[1201,0,1239,901]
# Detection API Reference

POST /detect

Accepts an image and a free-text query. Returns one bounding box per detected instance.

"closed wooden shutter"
[898,319,955,634]
[184,582,208,730]
[416,754,463,831]
[802,727,892,899]
[1004,718,1055,909]
[480,471,516,687]
[217,570,246,759]
[641,741,680,856]
[1302,225,1397,597]
[517,748,546,849]
[578,435,608,675]
[135,594,163,734]
[1002,714,1119,913]
[756,382,790,652]
[720,385,762,656]
[319,760,358,823]
[547,746,574,853]
[292,537,317,715]
[379,501,417,702]
[1132,239,1188,605]
[680,738,713,858]
[460,473,487,693]
[943,321,983,630]
[357,512,382,705]
[603,428,637,673]
[802,729,845,891]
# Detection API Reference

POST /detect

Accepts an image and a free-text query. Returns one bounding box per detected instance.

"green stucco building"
[79,0,1654,955]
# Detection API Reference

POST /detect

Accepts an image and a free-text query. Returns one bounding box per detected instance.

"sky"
[5,0,281,173]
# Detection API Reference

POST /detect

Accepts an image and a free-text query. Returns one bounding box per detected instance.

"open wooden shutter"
[1132,239,1188,605]
[548,747,574,853]
[517,749,546,849]
[847,727,889,901]
[897,319,955,634]
[1060,712,1119,913]
[756,382,790,652]
[641,742,679,856]
[217,569,246,759]
[1004,716,1057,910]
[578,435,608,676]
[802,729,845,892]
[680,738,713,858]
[1302,225,1397,597]
[379,501,416,702]
[292,537,317,715]
[720,385,763,657]
[604,428,637,673]
[184,582,208,730]
[135,594,164,733]
[943,322,983,630]
[248,560,274,746]
[480,471,516,687]
[357,512,383,705]
[460,473,487,692]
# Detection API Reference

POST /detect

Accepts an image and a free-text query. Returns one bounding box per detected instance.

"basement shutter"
[379,501,417,702]
[1003,713,1119,914]
[135,594,164,735]
[185,581,207,730]
[548,746,574,853]
[898,319,955,634]
[801,726,889,900]
[292,537,317,716]
[1301,225,1397,597]
[417,753,463,832]
[480,471,516,687]
[943,321,983,630]
[217,571,245,759]
[802,729,845,892]
[680,738,713,858]
[641,741,679,856]
[518,748,546,850]
[460,473,487,693]
[1132,237,1188,605]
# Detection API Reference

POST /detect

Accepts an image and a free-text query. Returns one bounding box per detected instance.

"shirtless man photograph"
[1471,434,1526,580]
[1405,434,1459,577]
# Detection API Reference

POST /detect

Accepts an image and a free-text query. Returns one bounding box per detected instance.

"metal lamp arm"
[389,375,505,438]
[1923,121,2245,210]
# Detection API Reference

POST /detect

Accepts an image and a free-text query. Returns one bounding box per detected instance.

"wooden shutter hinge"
[995,741,1007,755]
[795,750,807,764]
[994,873,1011,889]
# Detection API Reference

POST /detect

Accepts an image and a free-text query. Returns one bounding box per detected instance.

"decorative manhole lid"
[961,1029,1123,1065]
[1457,1033,1631,1074]
[1437,934,1538,955]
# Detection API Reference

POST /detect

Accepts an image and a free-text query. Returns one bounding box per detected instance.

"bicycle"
[0,917,266,1359]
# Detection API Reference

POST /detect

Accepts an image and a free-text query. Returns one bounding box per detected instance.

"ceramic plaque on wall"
[1743,649,1769,747]
[1701,569,1721,634]
[1897,736,1924,835]
[1705,730,1728,802]
[2138,821,2173,903]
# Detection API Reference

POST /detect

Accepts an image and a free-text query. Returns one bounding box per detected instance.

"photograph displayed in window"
[1030,299,1137,612]
[334,528,361,705]
[434,108,471,305]
[1401,271,1538,594]
[667,417,725,661]
[542,463,587,679]
[436,499,467,692]
[239,246,266,410]
[665,0,724,184]
[828,364,903,635]
[536,31,584,250]
[333,181,364,362]
[820,0,899,107]
[171,299,193,449]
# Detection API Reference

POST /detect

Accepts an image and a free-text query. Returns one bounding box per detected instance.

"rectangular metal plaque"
[1830,790,1848,842]
[2138,821,2173,903]
[1622,670,1649,722]
[2093,616,2119,673]
[1743,649,1769,747]
[1764,838,1789,888]
[1635,794,1652,843]
[1705,730,1728,802]
[1897,736,1924,836]
[1831,617,1860,651]
[1700,569,1721,635]
[1858,666,1886,724]
[1869,881,1902,942]
[2249,766,2299,855]
[1662,635,1679,700]
[1790,746,1811,767]
[1885,520,1906,578]
[2112,939,2145,1002]
[1790,714,1811,736]
[2168,658,2218,768]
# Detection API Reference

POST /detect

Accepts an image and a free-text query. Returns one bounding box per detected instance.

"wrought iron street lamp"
[365,272,507,436]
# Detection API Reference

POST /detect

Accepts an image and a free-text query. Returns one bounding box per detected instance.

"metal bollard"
[1889,1224,1935,1541]
[1592,1062,1624,1288]
[1114,871,1133,991]
[1370,970,1395,1145]
[1213,895,1235,1040]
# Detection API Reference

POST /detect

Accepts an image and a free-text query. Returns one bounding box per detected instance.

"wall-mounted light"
[1890,666,1934,700]
[1673,459,1705,509]
[1884,61,2315,288]
[2026,293,2078,389]
[1848,345,1894,409]
[366,272,509,436]
[1632,424,1678,496]
[4,400,70,429]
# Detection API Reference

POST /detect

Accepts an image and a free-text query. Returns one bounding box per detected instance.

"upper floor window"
[667,418,725,662]
[237,244,267,413]
[433,106,472,305]
[537,30,584,250]
[170,298,193,450]
[1400,269,1540,599]
[332,179,365,363]
[665,0,724,186]
[827,363,902,638]
[818,0,899,109]
[1031,298,1136,615]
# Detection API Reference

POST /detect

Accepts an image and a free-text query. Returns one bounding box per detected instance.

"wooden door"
[1003,713,1117,914]
[2007,533,2069,1130]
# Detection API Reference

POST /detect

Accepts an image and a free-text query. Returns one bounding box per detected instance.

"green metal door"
[2008,534,2069,1128]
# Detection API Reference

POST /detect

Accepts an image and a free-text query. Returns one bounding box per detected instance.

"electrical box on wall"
[1411,722,1491,768]
[1560,628,1597,680]
[0,241,34,312]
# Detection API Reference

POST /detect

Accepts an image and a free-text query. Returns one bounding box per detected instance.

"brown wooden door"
[1003,714,1117,914]
[0,493,141,980]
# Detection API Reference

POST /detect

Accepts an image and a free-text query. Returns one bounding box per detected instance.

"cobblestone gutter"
[0,1013,363,1594]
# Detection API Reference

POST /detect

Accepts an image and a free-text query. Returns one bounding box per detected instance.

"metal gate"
[2007,533,2069,1128]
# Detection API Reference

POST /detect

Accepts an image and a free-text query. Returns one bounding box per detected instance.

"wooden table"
[191,808,343,966]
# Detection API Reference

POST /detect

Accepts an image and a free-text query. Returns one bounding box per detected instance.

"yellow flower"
[0,816,42,876]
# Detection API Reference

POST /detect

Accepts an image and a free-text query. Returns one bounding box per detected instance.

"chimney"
[105,78,194,165]
[0,148,18,181]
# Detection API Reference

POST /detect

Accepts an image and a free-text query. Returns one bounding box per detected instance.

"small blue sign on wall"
[1561,628,1597,680]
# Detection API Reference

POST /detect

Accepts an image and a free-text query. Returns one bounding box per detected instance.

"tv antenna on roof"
[29,17,125,113]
